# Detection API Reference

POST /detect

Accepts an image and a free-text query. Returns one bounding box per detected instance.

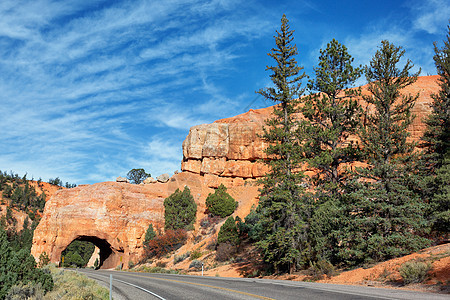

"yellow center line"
[113,271,275,300]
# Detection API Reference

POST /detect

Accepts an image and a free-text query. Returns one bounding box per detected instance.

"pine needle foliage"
[302,39,362,263]
[164,186,197,231]
[217,217,239,246]
[255,14,308,274]
[205,184,237,218]
[419,25,450,234]
[341,41,429,266]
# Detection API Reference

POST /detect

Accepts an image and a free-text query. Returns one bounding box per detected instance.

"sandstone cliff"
[181,75,439,186]
[31,75,439,269]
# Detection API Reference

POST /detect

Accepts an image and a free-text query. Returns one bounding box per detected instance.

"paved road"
[77,269,448,300]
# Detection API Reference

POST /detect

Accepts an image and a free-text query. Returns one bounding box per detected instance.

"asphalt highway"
[76,269,448,300]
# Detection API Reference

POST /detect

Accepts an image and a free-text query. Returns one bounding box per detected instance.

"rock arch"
[58,234,122,269]
[31,181,168,269]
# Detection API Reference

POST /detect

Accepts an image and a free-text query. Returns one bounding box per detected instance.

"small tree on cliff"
[340,41,429,266]
[164,186,197,231]
[302,38,362,264]
[127,168,150,184]
[255,14,309,274]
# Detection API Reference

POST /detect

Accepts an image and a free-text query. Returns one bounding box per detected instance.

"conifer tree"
[302,39,362,263]
[341,41,429,266]
[255,15,308,273]
[420,25,450,234]
[164,186,197,231]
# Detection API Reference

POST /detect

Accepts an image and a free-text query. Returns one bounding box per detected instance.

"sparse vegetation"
[399,260,432,285]
[43,264,109,299]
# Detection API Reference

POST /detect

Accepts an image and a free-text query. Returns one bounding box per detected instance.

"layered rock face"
[181,75,439,186]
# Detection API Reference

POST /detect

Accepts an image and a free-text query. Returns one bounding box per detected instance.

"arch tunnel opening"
[60,236,122,269]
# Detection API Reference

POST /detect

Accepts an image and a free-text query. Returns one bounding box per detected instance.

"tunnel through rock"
[61,236,119,269]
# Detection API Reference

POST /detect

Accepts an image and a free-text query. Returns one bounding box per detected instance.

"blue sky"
[1,0,449,185]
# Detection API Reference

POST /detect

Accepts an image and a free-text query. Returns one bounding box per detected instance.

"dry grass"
[43,265,109,300]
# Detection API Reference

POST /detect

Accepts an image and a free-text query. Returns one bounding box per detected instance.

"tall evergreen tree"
[420,25,450,234]
[340,41,429,266]
[255,15,308,273]
[302,39,362,263]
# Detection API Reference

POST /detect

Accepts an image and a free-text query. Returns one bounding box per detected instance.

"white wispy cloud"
[0,0,272,184]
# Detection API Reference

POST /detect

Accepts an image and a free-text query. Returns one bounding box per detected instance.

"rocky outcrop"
[181,76,439,187]
[31,172,260,269]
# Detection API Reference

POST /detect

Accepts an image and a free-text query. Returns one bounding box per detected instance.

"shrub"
[164,186,197,231]
[306,260,336,281]
[215,243,236,262]
[189,260,203,270]
[399,259,432,284]
[6,283,44,300]
[206,238,217,251]
[38,252,50,268]
[156,261,167,268]
[145,229,187,258]
[190,249,202,260]
[218,217,239,246]
[144,224,156,245]
[174,252,190,264]
[205,184,237,218]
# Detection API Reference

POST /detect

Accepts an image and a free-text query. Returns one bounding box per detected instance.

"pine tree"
[205,184,237,218]
[164,186,197,231]
[340,41,429,266]
[420,25,450,234]
[255,15,308,273]
[302,39,362,263]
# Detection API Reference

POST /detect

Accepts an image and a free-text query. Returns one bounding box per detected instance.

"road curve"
[76,269,448,300]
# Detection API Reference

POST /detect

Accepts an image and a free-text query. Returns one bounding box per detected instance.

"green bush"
[144,224,157,243]
[190,249,202,260]
[174,252,190,264]
[164,186,197,231]
[399,259,432,284]
[205,184,237,218]
[217,217,239,246]
[189,260,202,270]
[0,228,54,298]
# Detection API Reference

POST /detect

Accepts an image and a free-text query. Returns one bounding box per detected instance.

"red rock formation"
[32,76,440,269]
[31,172,260,269]
[181,76,439,186]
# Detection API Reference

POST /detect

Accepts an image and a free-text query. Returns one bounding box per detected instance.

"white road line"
[112,277,167,300]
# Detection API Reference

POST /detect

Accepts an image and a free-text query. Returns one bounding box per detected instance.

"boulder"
[143,177,157,184]
[116,176,129,183]
[157,173,170,183]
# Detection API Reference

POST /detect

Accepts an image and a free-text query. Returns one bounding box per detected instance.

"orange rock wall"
[181,75,439,187]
